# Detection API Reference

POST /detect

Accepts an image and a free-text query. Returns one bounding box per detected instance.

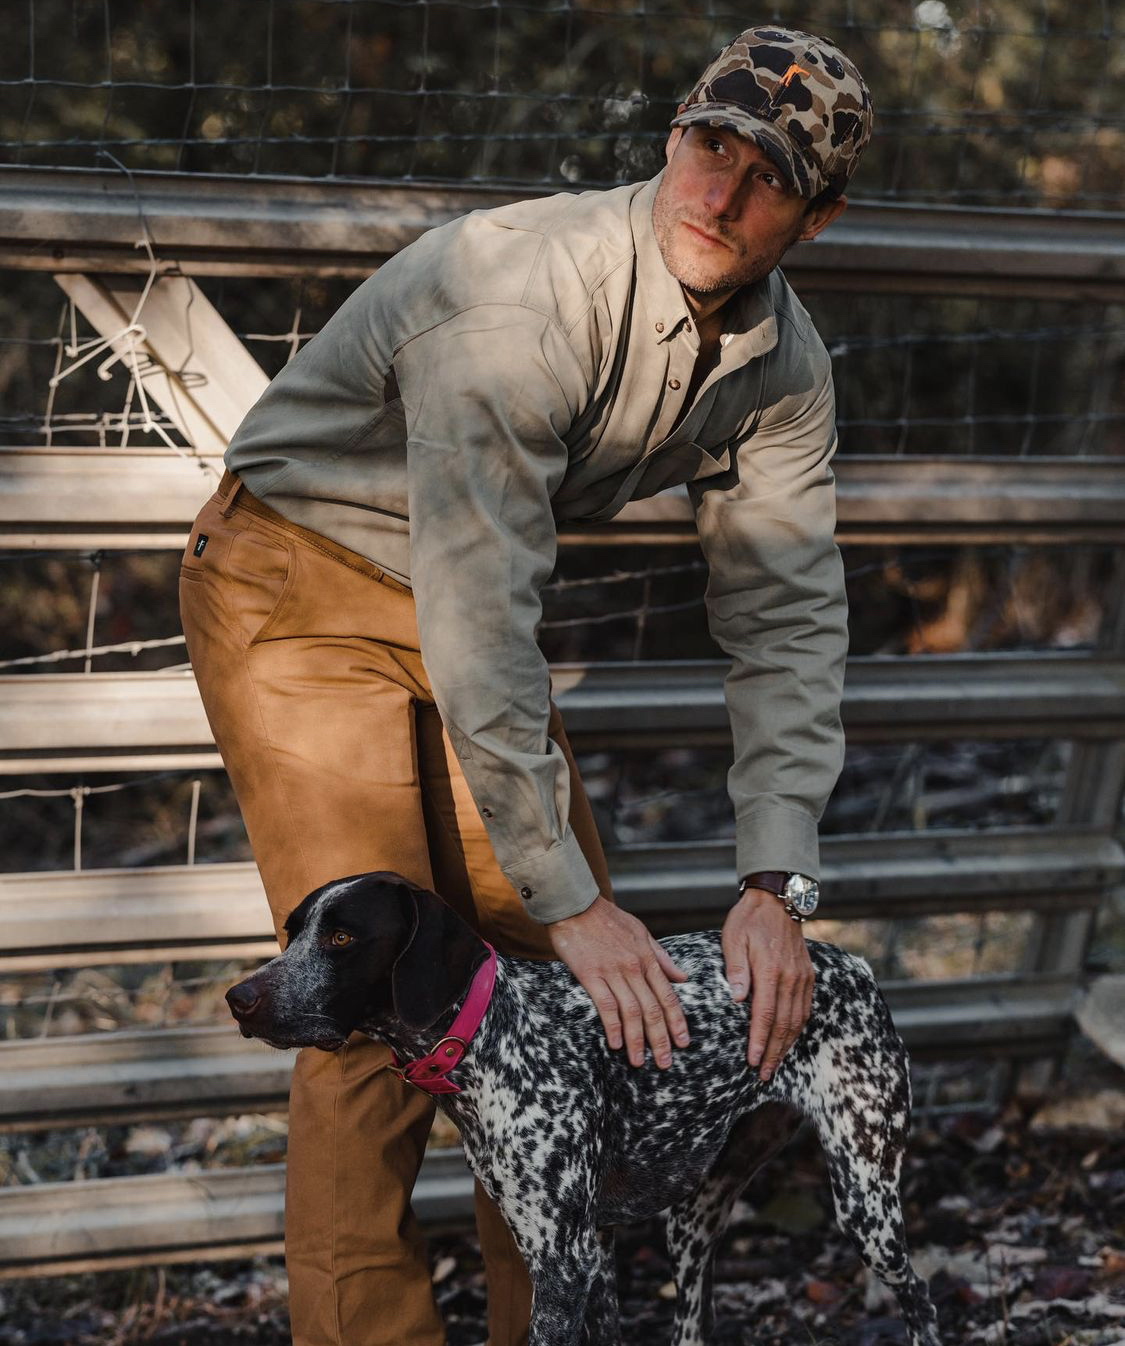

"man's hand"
[548,895,690,1069]
[722,886,814,1080]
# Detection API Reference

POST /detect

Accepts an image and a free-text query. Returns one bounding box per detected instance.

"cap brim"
[670,103,817,198]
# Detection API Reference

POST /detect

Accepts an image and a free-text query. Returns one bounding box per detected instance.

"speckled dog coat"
[227,872,941,1346]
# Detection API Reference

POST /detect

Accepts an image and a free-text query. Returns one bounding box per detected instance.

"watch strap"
[739,871,789,898]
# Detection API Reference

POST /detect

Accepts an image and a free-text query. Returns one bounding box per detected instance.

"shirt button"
[685,321,692,332]
[668,378,681,390]
[520,886,534,901]
[655,321,665,333]
[481,807,493,818]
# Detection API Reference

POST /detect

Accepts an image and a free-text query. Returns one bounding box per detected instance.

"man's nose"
[704,175,741,219]
[226,982,263,1020]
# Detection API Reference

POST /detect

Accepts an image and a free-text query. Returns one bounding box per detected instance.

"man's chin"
[664,247,767,297]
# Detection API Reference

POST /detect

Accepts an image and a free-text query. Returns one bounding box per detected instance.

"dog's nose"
[226,983,262,1020]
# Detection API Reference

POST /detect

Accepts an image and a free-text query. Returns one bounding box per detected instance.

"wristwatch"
[739,870,820,923]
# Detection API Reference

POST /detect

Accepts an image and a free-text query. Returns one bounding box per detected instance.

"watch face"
[784,873,820,915]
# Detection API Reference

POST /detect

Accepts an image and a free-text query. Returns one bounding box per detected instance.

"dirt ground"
[1,1057,1122,1346]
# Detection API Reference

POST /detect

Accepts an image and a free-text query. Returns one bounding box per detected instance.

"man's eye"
[330,930,355,948]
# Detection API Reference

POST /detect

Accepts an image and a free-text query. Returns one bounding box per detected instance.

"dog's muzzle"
[226,982,262,1035]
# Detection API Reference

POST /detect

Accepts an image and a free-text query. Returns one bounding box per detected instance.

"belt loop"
[219,474,245,517]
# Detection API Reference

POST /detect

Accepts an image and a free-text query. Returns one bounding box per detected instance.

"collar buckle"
[387,948,496,1096]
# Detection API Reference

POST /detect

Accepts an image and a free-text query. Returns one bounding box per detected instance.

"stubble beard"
[651,188,802,298]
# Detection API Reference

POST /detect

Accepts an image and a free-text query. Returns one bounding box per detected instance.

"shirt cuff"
[735,804,821,883]
[502,827,602,924]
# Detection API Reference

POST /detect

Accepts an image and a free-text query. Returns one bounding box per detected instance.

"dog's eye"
[329,930,355,948]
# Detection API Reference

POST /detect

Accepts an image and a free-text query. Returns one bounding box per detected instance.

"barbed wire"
[539,596,703,630]
[0,769,207,871]
[0,412,187,439]
[0,770,195,802]
[547,561,706,590]
[827,321,1125,357]
[0,635,186,671]
[0,538,1109,675]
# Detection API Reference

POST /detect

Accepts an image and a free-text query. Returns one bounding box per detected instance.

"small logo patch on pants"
[193,533,209,557]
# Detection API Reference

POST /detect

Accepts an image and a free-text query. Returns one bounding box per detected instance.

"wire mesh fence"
[1,509,1111,1040]
[1,0,1122,208]
[0,529,1112,894]
[1,270,1123,455]
[3,536,1120,665]
[1,249,1120,1084]
[1,0,1123,1249]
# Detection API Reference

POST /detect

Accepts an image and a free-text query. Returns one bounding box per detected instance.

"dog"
[226,871,941,1346]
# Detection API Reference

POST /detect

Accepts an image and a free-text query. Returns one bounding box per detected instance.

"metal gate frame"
[1,165,1123,1275]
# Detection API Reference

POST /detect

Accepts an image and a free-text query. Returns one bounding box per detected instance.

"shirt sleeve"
[393,304,601,924]
[688,334,848,884]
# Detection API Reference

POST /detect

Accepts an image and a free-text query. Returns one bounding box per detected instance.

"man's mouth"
[682,221,728,248]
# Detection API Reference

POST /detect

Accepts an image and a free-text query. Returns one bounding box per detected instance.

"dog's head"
[225,871,488,1051]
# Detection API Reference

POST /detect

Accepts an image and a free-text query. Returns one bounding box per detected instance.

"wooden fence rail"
[5,449,1125,549]
[3,830,1120,972]
[2,655,1124,776]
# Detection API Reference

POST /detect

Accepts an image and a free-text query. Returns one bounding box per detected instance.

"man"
[179,24,872,1346]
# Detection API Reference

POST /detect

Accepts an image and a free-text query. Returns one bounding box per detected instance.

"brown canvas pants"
[179,471,614,1346]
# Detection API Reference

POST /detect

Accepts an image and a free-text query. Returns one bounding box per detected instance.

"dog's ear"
[381,874,488,1031]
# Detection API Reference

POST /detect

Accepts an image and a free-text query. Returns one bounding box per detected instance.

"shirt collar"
[630,169,780,364]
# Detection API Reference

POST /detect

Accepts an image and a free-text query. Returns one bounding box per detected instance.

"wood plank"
[0,1149,475,1277]
[4,451,1125,549]
[0,976,1076,1133]
[3,657,1124,775]
[2,167,1121,299]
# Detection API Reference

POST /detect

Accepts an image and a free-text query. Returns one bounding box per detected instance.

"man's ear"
[796,192,848,244]
[388,876,488,1032]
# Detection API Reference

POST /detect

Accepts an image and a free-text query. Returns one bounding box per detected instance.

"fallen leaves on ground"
[0,1098,1122,1346]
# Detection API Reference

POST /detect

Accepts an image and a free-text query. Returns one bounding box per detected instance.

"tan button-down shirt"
[226,171,848,924]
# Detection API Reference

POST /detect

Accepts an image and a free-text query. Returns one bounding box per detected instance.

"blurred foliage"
[0,958,251,1039]
[0,0,1120,206]
[2,1105,1124,1342]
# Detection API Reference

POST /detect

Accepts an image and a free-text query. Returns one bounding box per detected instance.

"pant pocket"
[225,527,295,647]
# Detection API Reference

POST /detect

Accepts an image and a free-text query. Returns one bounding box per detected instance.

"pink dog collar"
[390,944,497,1095]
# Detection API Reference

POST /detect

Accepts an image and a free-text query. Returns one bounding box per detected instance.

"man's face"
[652,124,844,300]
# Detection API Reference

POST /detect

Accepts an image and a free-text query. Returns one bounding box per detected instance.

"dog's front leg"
[464,1142,605,1345]
[493,1221,599,1346]
[580,1227,620,1346]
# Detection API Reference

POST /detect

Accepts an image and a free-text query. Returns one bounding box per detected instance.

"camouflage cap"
[671,26,874,199]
